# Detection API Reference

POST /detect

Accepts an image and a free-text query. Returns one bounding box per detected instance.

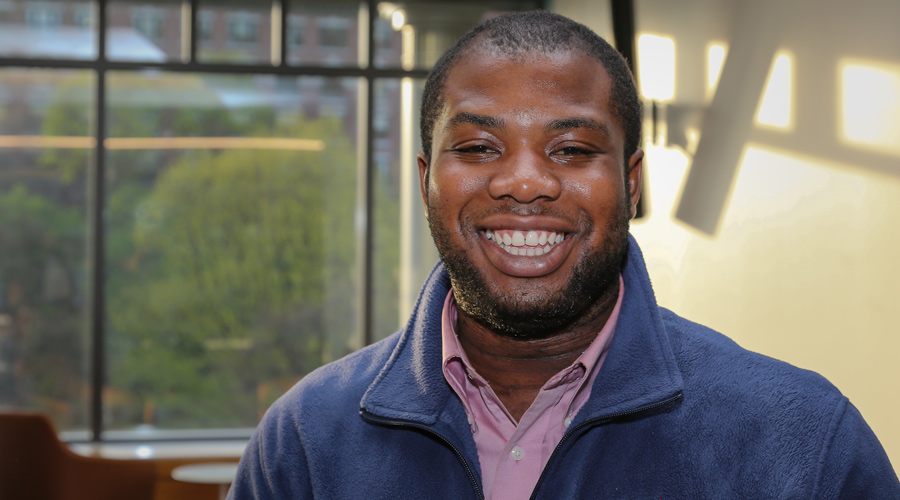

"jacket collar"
[360,235,684,426]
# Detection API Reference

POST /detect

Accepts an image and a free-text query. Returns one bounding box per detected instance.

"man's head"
[417,12,643,339]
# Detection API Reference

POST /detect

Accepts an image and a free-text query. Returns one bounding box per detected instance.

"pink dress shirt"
[441,276,624,500]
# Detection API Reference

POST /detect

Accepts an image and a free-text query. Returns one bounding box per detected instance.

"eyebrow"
[445,112,506,132]
[545,117,612,137]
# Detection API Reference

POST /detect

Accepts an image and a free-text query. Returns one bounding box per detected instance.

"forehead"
[439,48,621,140]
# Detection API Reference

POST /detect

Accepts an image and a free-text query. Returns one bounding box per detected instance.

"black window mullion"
[89,0,108,443]
[190,0,199,63]
[362,0,377,347]
[279,0,288,67]
[609,0,645,219]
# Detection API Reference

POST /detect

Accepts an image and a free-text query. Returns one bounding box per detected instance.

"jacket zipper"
[359,409,485,500]
[528,391,684,500]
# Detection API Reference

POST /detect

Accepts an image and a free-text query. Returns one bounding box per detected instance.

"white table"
[171,462,239,500]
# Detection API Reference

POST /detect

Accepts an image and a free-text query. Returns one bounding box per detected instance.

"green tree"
[107,119,359,428]
[0,185,86,427]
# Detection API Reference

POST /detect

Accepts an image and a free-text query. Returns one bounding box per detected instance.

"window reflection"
[840,60,900,156]
[755,51,794,130]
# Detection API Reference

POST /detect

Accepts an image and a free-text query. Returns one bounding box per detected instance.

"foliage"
[106,119,361,428]
[6,72,404,430]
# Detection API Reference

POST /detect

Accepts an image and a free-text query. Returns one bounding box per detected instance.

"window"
[318,17,350,48]
[131,7,165,40]
[287,15,305,47]
[0,0,543,441]
[25,2,63,28]
[198,11,214,42]
[227,12,259,44]
[72,3,93,28]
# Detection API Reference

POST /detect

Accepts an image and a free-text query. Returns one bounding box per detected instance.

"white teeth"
[487,229,567,256]
[512,231,525,246]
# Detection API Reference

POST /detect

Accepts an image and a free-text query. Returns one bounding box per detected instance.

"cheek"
[560,171,626,209]
[429,167,489,208]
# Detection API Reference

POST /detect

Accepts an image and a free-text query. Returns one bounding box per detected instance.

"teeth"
[486,229,567,257]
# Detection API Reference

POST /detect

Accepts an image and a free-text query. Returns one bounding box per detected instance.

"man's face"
[417,48,643,339]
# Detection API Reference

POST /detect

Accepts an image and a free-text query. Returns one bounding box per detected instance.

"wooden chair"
[0,412,156,500]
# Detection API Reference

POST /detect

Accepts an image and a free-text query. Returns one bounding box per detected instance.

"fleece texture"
[228,235,899,499]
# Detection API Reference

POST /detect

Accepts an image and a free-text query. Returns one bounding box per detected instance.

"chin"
[435,215,630,340]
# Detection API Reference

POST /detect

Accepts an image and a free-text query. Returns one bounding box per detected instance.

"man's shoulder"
[659,307,844,406]
[267,331,402,419]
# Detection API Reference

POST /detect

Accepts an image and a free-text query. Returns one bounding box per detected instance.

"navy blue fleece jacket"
[229,236,899,499]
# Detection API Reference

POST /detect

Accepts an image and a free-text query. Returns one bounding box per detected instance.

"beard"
[428,187,631,340]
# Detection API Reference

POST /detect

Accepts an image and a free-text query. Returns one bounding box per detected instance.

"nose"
[487,148,562,203]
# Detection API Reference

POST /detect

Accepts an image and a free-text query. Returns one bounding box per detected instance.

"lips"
[485,229,566,256]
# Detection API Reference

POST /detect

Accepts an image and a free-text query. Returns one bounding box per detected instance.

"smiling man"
[228,12,898,500]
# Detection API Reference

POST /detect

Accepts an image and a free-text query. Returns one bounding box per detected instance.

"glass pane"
[105,71,361,431]
[372,78,437,341]
[106,0,185,62]
[373,0,541,69]
[0,68,93,432]
[0,1,97,59]
[286,0,363,67]
[197,0,273,64]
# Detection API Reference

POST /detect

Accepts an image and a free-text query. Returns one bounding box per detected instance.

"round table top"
[171,463,240,485]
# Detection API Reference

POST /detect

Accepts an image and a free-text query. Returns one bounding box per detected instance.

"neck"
[454,278,619,421]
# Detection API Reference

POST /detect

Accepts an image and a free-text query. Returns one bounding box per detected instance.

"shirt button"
[564,417,573,428]
[467,414,473,425]
[510,446,525,461]
[466,370,474,379]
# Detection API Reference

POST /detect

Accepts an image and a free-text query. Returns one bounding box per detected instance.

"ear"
[417,151,430,220]
[626,148,644,219]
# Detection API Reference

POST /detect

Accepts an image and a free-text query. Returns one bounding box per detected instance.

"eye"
[552,146,595,156]
[454,145,496,154]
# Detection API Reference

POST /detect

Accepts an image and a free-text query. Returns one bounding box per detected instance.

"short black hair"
[419,11,642,165]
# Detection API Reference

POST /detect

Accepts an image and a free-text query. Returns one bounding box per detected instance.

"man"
[229,12,898,499]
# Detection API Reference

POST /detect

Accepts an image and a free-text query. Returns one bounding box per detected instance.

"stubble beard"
[428,189,631,340]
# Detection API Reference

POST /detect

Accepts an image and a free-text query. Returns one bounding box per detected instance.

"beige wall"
[553,0,900,468]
